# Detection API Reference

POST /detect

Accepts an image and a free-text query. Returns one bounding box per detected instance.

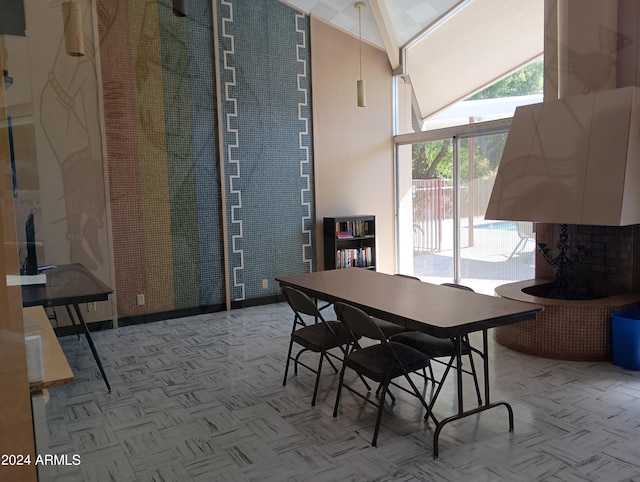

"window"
[395,126,534,295]
[394,59,543,294]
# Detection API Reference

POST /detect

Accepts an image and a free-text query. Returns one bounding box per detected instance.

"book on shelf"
[335,220,371,238]
[335,247,373,269]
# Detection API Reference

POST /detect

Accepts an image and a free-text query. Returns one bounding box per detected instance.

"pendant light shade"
[172,0,187,17]
[355,2,366,107]
[357,79,366,107]
[62,1,85,57]
[0,37,11,88]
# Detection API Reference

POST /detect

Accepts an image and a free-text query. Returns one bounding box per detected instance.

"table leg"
[483,329,490,403]
[432,331,514,460]
[455,336,464,414]
[71,303,111,393]
[64,305,81,340]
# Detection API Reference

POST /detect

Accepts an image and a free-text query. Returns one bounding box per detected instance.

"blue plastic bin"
[611,310,640,371]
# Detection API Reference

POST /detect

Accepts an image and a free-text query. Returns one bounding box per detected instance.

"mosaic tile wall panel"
[217,0,316,302]
[98,2,147,318]
[186,0,225,306]
[99,0,225,316]
[159,3,199,309]
[128,0,176,314]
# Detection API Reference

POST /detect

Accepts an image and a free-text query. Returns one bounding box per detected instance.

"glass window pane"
[397,139,454,284]
[458,133,534,294]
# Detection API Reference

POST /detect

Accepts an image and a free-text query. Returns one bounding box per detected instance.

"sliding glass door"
[395,124,534,295]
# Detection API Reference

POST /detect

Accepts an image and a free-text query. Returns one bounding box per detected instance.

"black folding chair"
[332,302,434,446]
[282,286,365,406]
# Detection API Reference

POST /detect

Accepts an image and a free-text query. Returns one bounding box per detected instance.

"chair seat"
[291,320,352,351]
[345,342,429,382]
[371,317,405,338]
[391,331,470,358]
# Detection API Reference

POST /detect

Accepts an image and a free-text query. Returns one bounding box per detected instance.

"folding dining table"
[276,268,544,458]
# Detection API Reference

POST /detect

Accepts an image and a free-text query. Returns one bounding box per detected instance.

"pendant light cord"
[358,4,363,81]
[355,2,366,107]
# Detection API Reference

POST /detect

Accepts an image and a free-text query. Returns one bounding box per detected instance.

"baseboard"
[55,298,282,333]
[230,293,285,309]
[117,303,227,327]
[54,319,113,336]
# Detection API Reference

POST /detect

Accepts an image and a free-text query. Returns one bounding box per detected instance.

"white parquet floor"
[44,302,640,481]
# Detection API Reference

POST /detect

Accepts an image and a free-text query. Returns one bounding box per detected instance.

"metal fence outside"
[412,177,496,252]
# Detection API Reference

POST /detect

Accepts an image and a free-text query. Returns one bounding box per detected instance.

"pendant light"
[1,37,12,87]
[355,2,366,107]
[62,1,85,57]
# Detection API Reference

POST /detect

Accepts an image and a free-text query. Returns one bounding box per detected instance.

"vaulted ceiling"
[280,0,544,122]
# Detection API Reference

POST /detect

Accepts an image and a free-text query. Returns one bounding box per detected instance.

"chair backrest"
[393,276,473,293]
[394,273,420,281]
[334,302,386,343]
[440,282,474,292]
[282,286,323,318]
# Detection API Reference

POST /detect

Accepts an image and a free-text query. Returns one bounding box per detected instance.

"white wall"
[310,17,395,273]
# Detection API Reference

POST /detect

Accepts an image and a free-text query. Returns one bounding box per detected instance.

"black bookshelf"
[323,215,376,270]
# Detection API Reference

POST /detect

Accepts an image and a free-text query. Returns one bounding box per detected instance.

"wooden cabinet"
[323,215,376,270]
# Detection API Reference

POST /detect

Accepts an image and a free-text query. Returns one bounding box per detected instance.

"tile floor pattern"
[43,302,640,481]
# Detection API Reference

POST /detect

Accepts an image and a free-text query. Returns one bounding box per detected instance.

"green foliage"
[469,58,543,100]
[412,60,542,179]
[412,139,498,180]
[412,140,451,179]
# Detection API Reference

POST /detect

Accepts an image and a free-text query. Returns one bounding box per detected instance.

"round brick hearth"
[495,279,640,361]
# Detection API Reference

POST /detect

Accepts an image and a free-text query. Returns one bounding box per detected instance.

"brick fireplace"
[535,223,640,298]
[493,223,640,361]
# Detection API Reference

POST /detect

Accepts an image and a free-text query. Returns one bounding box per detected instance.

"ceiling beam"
[369,0,400,70]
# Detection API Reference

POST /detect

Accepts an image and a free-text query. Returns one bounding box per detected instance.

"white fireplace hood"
[486,86,640,226]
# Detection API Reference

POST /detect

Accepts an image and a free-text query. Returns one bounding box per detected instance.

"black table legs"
[70,303,111,393]
[431,330,513,459]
